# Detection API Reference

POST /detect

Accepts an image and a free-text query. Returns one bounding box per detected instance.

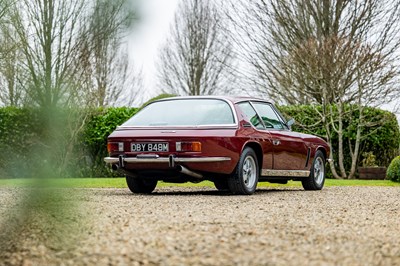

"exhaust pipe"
[111,164,133,176]
[177,165,203,179]
[112,164,119,171]
[113,163,203,179]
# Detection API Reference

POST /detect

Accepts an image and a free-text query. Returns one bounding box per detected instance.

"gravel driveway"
[0,186,399,266]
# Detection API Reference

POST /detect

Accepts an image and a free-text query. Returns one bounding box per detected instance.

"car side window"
[252,102,284,130]
[237,102,265,130]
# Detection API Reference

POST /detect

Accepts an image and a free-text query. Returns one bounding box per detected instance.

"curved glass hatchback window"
[123,99,235,126]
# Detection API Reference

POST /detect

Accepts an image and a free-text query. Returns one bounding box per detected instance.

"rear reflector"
[107,142,124,153]
[176,141,202,152]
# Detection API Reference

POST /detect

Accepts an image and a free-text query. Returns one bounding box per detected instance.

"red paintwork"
[107,96,330,178]
[108,128,241,174]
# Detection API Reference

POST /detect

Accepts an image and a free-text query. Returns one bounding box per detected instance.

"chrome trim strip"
[104,156,231,164]
[105,157,119,164]
[261,169,310,177]
[175,157,231,163]
[117,125,238,130]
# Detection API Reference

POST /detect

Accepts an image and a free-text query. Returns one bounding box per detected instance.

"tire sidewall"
[311,151,326,189]
[237,148,259,194]
[126,175,157,194]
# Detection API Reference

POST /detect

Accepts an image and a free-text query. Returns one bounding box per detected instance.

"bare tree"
[2,0,142,177]
[7,0,91,109]
[230,0,400,179]
[77,0,141,107]
[158,0,234,96]
[0,25,26,106]
[0,0,25,106]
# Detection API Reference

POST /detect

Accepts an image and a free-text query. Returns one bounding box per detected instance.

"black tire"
[302,150,326,190]
[213,178,229,191]
[228,147,259,195]
[126,175,157,194]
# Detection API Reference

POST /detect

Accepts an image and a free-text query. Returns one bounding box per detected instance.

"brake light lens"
[176,141,202,152]
[107,142,124,153]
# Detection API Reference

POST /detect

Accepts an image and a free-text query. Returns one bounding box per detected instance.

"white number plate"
[131,142,169,152]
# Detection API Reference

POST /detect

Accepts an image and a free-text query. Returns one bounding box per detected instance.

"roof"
[154,95,273,104]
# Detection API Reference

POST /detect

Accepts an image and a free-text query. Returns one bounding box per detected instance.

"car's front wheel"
[126,175,157,194]
[302,150,326,190]
[228,147,259,195]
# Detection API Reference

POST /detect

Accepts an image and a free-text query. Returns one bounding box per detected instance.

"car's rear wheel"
[228,147,259,195]
[213,178,229,191]
[302,150,326,190]
[126,175,157,194]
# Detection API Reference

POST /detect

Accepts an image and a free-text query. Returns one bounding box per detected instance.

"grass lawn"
[0,178,398,188]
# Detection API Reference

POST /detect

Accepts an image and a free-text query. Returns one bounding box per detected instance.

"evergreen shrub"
[387,156,400,182]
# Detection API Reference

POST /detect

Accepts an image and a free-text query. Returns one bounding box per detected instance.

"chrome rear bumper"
[104,156,231,164]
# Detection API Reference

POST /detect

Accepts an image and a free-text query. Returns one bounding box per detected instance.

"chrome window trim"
[117,124,238,130]
[250,101,287,131]
[236,101,266,131]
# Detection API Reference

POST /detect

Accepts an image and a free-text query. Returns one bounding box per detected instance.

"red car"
[105,96,330,195]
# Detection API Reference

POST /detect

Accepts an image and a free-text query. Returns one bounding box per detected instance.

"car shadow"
[110,187,304,197]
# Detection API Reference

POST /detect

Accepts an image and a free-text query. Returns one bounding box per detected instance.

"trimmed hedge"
[279,105,400,171]
[0,103,398,178]
[83,107,137,177]
[0,107,41,178]
[0,107,137,178]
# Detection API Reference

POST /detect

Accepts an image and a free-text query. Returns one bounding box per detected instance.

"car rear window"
[123,99,235,126]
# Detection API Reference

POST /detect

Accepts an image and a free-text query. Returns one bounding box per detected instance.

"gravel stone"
[0,186,399,265]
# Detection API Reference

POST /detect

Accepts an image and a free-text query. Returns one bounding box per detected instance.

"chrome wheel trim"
[242,156,257,189]
[314,157,325,185]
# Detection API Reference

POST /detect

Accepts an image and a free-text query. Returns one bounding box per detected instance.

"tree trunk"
[337,103,347,178]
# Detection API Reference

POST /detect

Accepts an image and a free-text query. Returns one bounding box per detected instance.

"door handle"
[272,140,281,146]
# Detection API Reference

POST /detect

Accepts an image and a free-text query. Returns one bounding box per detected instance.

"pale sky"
[129,0,179,104]
[128,0,399,122]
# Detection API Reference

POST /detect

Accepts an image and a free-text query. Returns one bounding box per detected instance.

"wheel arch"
[243,141,263,172]
[316,146,327,160]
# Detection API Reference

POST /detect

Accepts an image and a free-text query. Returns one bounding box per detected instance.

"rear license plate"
[131,142,169,152]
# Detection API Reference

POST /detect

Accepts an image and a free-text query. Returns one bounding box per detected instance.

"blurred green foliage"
[0,107,137,178]
[0,107,41,178]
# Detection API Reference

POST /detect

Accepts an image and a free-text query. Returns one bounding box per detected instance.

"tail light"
[107,142,124,153]
[176,141,202,152]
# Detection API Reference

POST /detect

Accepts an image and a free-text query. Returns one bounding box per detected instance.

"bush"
[279,105,400,170]
[83,107,137,177]
[387,156,400,182]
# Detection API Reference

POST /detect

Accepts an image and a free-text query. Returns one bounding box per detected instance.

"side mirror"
[287,118,295,129]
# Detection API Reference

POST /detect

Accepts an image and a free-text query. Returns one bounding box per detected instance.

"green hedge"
[0,107,40,178]
[1,103,398,178]
[83,107,137,177]
[0,107,137,178]
[279,105,400,172]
